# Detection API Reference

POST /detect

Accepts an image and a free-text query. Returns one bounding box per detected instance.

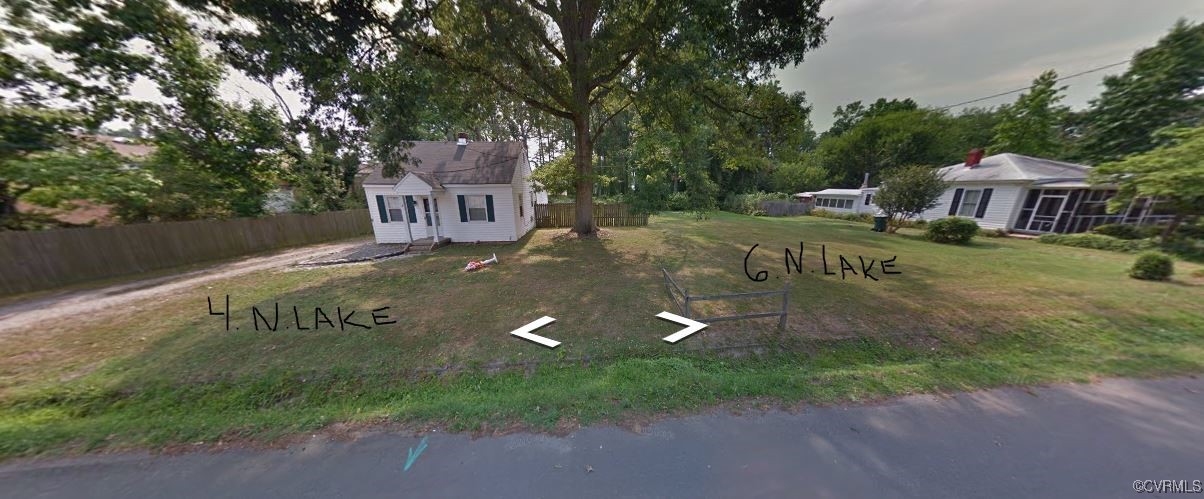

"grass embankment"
[1,213,1202,458]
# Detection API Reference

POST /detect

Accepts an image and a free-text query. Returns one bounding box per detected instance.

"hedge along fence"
[0,209,373,296]
[534,203,648,228]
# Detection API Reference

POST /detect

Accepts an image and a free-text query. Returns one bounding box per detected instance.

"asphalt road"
[2,376,1201,498]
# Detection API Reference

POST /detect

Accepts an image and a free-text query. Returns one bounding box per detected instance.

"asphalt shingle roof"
[937,153,1092,182]
[362,141,525,186]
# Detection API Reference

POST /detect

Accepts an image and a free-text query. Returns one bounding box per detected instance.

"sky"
[25,1,1203,136]
[776,0,1204,132]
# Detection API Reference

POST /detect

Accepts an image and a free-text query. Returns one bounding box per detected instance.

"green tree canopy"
[1089,126,1204,239]
[873,164,948,233]
[197,0,831,233]
[988,70,1069,158]
[1077,19,1204,163]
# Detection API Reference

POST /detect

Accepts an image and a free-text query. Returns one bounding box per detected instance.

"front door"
[1027,192,1067,232]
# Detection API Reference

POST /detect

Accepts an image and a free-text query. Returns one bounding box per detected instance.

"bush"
[809,209,872,224]
[1092,224,1158,240]
[1036,233,1157,253]
[980,228,1010,238]
[925,217,979,244]
[1129,252,1174,280]
[721,192,789,216]
[666,192,689,211]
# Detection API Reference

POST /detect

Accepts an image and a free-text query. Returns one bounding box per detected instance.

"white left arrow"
[657,311,708,344]
[509,316,561,348]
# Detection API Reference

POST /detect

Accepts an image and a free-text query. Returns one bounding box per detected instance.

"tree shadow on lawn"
[83,228,689,390]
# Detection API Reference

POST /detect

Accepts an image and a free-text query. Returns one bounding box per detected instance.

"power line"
[937,59,1132,110]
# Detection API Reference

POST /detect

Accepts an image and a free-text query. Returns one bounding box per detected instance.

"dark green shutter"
[404,196,417,223]
[375,195,388,223]
[485,195,495,222]
[975,188,993,218]
[458,195,468,222]
[948,188,964,216]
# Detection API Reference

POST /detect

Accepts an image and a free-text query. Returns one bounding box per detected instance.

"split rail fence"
[662,268,789,328]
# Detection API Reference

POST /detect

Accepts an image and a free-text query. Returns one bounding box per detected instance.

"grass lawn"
[1,212,1202,458]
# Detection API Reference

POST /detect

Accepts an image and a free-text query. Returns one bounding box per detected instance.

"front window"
[519,193,524,217]
[466,195,489,221]
[957,190,982,217]
[384,196,405,222]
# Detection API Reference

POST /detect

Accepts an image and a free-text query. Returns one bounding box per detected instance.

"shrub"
[808,209,928,228]
[980,228,1010,238]
[1092,224,1157,240]
[925,217,979,244]
[1129,252,1174,280]
[1037,233,1157,253]
[810,209,872,224]
[721,192,789,216]
[666,192,689,211]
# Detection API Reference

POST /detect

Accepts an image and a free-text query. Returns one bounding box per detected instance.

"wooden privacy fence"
[534,203,648,228]
[760,200,809,217]
[0,209,373,295]
[663,268,789,328]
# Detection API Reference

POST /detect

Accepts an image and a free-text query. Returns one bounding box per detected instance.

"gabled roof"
[363,141,525,186]
[937,153,1092,183]
[405,171,443,190]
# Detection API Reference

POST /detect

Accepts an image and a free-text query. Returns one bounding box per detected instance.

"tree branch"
[591,97,633,143]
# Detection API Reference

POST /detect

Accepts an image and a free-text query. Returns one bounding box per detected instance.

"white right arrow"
[656,311,708,344]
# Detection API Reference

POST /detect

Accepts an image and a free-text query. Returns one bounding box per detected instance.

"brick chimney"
[965,148,984,168]
[456,132,468,146]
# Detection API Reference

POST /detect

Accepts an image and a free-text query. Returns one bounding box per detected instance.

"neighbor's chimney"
[965,148,984,168]
[860,172,870,189]
[456,132,468,146]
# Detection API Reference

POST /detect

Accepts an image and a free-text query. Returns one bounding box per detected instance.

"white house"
[796,188,880,215]
[918,152,1173,234]
[362,136,536,245]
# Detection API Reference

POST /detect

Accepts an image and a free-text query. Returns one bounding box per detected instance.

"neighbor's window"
[957,189,982,217]
[518,193,524,217]
[467,195,489,221]
[385,196,405,222]
[843,199,853,209]
[864,193,873,205]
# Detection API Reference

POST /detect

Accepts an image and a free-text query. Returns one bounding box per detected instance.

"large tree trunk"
[571,113,595,234]
[0,181,18,217]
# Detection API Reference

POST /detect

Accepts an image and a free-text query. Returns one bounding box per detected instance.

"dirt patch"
[0,239,370,337]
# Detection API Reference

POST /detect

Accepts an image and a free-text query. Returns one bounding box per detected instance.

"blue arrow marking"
[404,436,429,472]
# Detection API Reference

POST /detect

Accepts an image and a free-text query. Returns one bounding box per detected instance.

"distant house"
[795,187,879,215]
[918,152,1173,234]
[795,173,880,215]
[361,135,536,246]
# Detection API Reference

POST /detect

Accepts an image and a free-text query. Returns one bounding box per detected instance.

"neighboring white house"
[362,137,536,244]
[795,188,879,215]
[917,152,1173,233]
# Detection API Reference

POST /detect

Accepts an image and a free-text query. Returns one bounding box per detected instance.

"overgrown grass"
[1,213,1203,459]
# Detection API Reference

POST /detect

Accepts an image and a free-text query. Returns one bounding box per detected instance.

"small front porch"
[405,236,451,253]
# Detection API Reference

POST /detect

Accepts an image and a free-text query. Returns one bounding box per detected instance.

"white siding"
[364,186,421,243]
[512,151,536,239]
[437,185,520,242]
[919,182,1026,230]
